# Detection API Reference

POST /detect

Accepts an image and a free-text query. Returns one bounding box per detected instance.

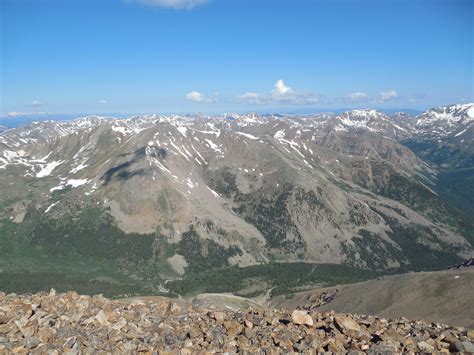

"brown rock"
[381,327,407,345]
[312,320,326,329]
[334,315,361,334]
[249,314,263,326]
[467,330,474,340]
[451,341,474,353]
[209,311,225,322]
[291,310,313,326]
[417,340,435,352]
[0,290,470,353]
[223,320,242,337]
[370,341,400,352]
[327,339,346,352]
[22,336,37,350]
[170,303,181,316]
[94,310,109,326]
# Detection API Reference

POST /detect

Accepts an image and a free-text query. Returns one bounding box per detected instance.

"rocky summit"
[1,290,473,353]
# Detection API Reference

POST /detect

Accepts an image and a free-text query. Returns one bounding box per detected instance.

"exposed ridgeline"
[0,104,473,297]
[0,290,473,353]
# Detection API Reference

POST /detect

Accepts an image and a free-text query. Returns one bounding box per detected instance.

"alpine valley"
[1,103,473,298]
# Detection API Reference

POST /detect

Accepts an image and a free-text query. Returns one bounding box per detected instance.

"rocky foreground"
[1,290,473,353]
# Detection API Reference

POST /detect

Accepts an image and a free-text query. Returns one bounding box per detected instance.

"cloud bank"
[186,91,218,103]
[234,81,407,106]
[129,0,207,10]
[346,92,370,103]
[344,90,400,104]
[3,112,47,118]
[379,90,398,101]
[236,80,319,105]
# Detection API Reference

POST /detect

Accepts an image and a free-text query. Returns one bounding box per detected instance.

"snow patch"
[468,106,474,118]
[66,179,89,187]
[274,130,285,139]
[50,185,65,192]
[70,161,88,174]
[36,161,63,178]
[177,126,188,137]
[205,139,222,153]
[236,132,258,140]
[454,129,467,137]
[45,201,59,213]
[112,126,132,135]
[206,186,221,197]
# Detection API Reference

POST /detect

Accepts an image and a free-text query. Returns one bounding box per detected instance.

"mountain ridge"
[0,103,472,297]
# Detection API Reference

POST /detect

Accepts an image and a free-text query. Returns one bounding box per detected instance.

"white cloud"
[339,90,407,105]
[129,0,207,10]
[98,99,108,104]
[7,112,25,117]
[31,100,42,107]
[236,80,319,105]
[346,92,370,102]
[3,112,47,118]
[272,79,293,96]
[235,92,264,105]
[185,91,217,103]
[379,90,398,101]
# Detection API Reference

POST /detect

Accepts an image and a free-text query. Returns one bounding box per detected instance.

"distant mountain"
[0,103,472,296]
[415,103,474,136]
[0,113,72,129]
[400,104,474,215]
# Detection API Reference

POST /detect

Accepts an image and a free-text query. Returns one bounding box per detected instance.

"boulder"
[291,310,313,326]
[334,315,361,334]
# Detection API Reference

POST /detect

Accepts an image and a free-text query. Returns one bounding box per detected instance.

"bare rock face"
[10,201,28,223]
[0,290,472,353]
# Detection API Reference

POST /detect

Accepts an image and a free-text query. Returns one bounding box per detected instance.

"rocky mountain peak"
[417,103,474,127]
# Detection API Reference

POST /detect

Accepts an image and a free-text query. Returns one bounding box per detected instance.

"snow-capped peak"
[417,103,474,126]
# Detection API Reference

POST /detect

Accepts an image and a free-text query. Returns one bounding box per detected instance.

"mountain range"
[0,103,473,297]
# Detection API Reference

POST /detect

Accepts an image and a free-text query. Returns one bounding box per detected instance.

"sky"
[1,0,473,117]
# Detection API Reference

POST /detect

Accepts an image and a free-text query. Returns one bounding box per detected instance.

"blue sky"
[1,0,472,116]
